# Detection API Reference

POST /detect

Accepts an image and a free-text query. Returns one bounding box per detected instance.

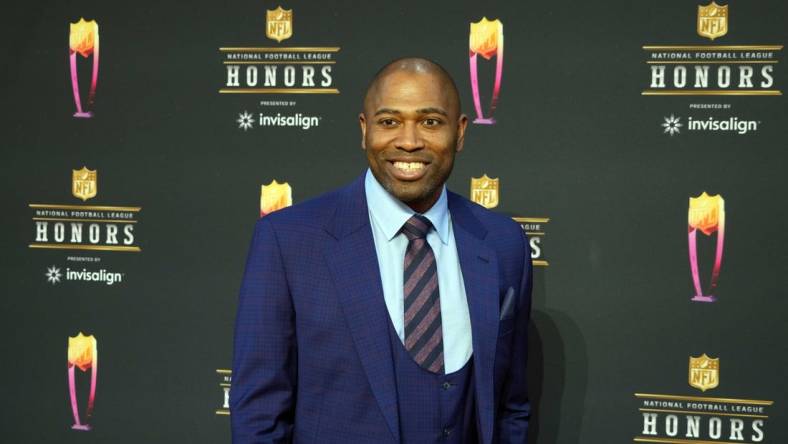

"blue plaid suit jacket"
[231,173,532,444]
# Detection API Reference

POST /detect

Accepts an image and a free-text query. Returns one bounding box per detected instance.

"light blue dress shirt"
[364,169,472,373]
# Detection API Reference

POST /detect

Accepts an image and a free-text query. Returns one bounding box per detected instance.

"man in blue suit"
[231,58,532,443]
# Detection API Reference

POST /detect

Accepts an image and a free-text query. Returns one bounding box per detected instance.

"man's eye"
[379,119,398,127]
[423,118,442,127]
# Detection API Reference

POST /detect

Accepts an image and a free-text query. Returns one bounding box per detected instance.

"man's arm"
[231,217,297,444]
[496,230,533,443]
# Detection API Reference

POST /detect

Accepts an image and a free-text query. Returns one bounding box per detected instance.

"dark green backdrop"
[3,0,786,442]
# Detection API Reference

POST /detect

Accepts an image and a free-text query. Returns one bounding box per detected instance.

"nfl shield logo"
[266,6,293,43]
[72,167,97,201]
[697,2,728,41]
[689,354,720,392]
[470,174,499,209]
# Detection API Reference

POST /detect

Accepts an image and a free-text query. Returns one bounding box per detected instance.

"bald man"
[231,58,532,444]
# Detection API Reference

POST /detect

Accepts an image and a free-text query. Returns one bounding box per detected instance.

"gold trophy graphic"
[688,192,725,302]
[68,333,98,431]
[69,18,100,118]
[260,180,292,217]
[469,17,504,124]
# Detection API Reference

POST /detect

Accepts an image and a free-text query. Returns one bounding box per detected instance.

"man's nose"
[395,122,424,151]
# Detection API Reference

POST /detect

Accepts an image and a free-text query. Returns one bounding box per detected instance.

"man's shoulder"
[448,191,523,240]
[448,190,528,271]
[255,179,355,235]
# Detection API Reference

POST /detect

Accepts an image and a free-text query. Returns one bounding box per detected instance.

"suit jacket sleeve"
[496,230,533,443]
[231,217,297,444]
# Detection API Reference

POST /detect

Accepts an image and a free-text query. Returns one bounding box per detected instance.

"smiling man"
[231,58,533,444]
[360,60,466,214]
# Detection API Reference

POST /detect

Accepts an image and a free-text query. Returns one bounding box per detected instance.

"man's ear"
[455,114,469,153]
[358,113,367,150]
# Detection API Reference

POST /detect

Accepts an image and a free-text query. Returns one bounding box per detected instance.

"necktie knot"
[402,214,432,240]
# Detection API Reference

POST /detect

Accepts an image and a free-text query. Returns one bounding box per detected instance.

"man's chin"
[387,184,440,210]
[385,181,425,200]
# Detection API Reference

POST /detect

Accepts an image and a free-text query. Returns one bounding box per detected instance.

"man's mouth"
[392,161,426,172]
[387,160,429,181]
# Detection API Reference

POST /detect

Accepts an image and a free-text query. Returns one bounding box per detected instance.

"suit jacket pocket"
[498,317,516,337]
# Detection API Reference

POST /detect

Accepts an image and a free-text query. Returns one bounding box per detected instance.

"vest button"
[442,382,452,390]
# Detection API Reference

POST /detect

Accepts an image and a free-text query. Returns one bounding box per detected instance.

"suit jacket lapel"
[449,192,499,444]
[323,175,400,443]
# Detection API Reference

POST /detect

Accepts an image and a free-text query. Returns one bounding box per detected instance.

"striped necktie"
[401,214,444,374]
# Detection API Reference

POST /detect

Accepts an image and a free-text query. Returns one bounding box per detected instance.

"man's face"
[360,70,468,213]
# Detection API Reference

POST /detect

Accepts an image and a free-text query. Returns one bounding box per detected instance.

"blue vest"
[387,319,479,443]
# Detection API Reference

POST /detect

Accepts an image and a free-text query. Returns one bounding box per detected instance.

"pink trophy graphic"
[688,192,725,303]
[69,18,100,118]
[67,333,98,431]
[469,17,504,124]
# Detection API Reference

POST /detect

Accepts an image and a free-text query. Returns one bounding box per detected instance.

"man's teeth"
[393,161,425,171]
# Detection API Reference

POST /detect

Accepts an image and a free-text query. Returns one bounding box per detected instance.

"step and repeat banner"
[3,0,787,443]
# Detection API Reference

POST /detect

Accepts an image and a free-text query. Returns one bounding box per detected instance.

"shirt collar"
[364,168,449,244]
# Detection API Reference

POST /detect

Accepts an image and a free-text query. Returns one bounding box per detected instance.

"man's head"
[359,57,468,213]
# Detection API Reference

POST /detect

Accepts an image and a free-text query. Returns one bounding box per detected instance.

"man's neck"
[404,192,442,214]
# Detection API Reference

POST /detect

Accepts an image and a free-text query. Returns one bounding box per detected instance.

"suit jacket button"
[442,382,452,390]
